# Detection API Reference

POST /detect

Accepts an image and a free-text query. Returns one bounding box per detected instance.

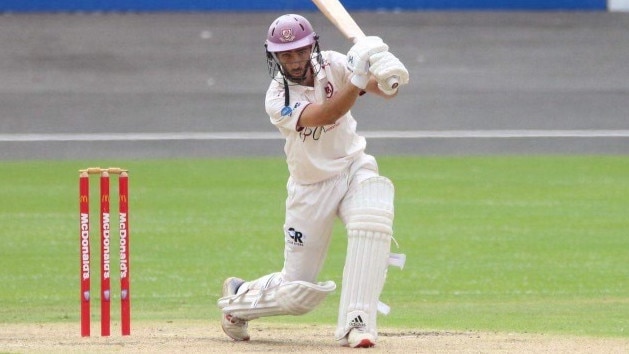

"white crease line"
[362,130,629,138]
[0,130,628,142]
[0,132,280,142]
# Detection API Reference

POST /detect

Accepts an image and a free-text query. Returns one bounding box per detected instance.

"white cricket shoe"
[346,328,376,348]
[220,277,249,341]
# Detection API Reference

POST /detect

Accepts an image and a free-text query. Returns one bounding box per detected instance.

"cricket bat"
[311,0,399,88]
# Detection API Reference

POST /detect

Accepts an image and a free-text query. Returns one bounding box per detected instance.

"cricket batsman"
[217,13,409,348]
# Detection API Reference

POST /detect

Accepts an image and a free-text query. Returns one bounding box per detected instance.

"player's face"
[276,46,312,81]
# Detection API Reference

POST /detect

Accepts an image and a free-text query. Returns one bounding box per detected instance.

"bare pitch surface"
[1,322,628,353]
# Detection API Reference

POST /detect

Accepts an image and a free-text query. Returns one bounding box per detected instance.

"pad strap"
[376,253,407,315]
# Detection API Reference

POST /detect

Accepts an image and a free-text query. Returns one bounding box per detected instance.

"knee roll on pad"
[345,176,395,231]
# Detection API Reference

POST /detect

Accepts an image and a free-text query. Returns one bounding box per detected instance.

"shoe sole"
[221,317,250,342]
[352,338,375,348]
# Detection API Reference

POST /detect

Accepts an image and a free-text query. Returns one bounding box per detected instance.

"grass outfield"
[0,156,627,338]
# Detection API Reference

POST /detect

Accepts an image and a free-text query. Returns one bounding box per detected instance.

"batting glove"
[369,51,410,91]
[346,36,388,89]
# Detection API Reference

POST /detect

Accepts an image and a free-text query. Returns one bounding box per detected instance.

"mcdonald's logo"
[80,195,88,203]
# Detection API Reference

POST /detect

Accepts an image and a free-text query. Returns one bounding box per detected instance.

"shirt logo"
[298,122,339,142]
[281,106,293,117]
[325,82,334,98]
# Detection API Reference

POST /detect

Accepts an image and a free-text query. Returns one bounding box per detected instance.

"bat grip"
[386,76,399,90]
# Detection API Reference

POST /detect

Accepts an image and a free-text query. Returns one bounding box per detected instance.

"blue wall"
[0,0,607,12]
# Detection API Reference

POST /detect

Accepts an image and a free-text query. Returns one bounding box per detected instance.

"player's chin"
[290,69,305,78]
[286,73,306,84]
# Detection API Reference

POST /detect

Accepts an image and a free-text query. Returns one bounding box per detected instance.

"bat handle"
[386,76,399,90]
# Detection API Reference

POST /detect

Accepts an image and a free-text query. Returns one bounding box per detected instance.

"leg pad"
[218,273,336,321]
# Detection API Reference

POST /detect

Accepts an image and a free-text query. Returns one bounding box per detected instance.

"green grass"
[0,156,627,337]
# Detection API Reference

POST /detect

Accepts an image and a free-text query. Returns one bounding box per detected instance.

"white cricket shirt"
[265,50,367,185]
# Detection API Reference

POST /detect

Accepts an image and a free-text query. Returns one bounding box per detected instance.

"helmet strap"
[283,77,290,108]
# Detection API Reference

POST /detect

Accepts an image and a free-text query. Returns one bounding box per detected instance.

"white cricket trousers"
[280,153,379,283]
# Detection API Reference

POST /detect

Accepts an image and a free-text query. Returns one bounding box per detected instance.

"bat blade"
[311,0,365,43]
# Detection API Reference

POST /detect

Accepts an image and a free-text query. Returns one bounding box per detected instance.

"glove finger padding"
[346,36,389,75]
[369,52,410,87]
